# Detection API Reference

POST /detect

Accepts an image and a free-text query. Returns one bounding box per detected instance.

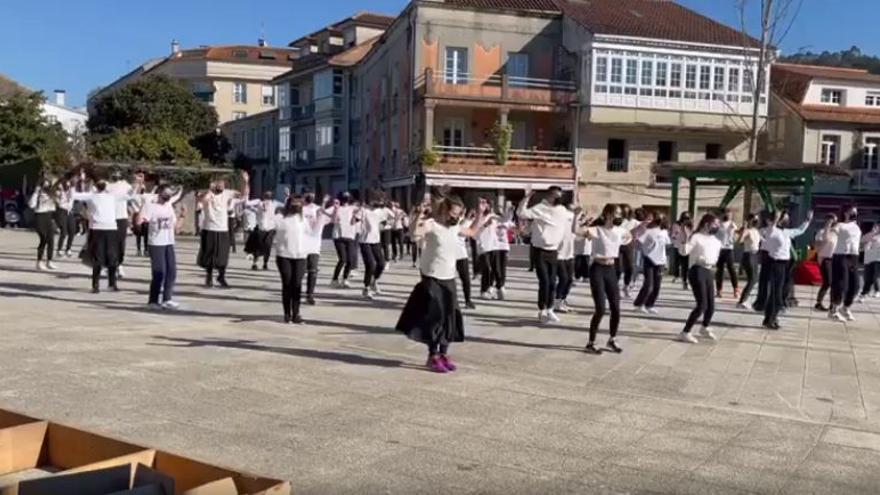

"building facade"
[767,63,880,220]
[88,42,298,125]
[220,109,279,195]
[41,90,87,137]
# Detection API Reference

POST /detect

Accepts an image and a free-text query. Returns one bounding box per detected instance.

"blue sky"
[1,0,876,108]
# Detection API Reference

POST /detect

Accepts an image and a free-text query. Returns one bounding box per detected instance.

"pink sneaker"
[426,356,448,373]
[439,355,457,372]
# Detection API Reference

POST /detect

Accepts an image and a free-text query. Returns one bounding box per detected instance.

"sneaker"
[606,339,623,353]
[554,300,568,313]
[584,342,602,355]
[65,250,73,258]
[736,302,749,309]
[647,307,659,315]
[678,332,698,344]
[246,254,254,261]
[814,303,828,312]
[497,287,506,300]
[872,292,880,299]
[426,356,448,373]
[699,326,717,341]
[91,287,100,294]
[638,305,650,314]
[251,265,259,271]
[856,295,866,304]
[56,250,64,258]
[538,311,550,324]
[843,308,855,321]
[330,280,342,289]
[439,355,457,372]
[342,279,352,289]
[464,301,476,310]
[560,300,573,313]
[36,261,45,271]
[622,286,632,299]
[117,265,126,279]
[546,310,561,323]
[480,291,493,300]
[371,282,383,295]
[830,311,846,322]
[46,261,58,270]
[109,285,120,292]
[217,279,230,289]
[147,303,163,311]
[762,321,780,330]
[363,288,374,300]
[291,314,304,324]
[306,297,316,306]
[136,249,142,257]
[162,300,180,310]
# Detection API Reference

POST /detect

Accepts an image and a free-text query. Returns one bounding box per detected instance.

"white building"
[41,90,87,136]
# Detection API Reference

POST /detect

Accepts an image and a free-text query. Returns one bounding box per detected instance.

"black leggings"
[277,256,306,319]
[55,207,76,252]
[715,248,739,292]
[410,241,421,265]
[534,248,558,310]
[684,265,715,333]
[763,259,789,324]
[360,243,386,287]
[380,230,392,261]
[332,238,358,281]
[617,244,635,286]
[116,218,129,264]
[135,225,148,253]
[634,257,662,308]
[479,250,509,293]
[391,229,404,261]
[306,253,319,298]
[861,261,879,296]
[35,212,55,261]
[831,254,859,308]
[739,252,758,305]
[556,258,574,300]
[575,255,591,280]
[753,251,771,310]
[674,253,689,284]
[456,258,473,304]
[589,263,620,341]
[816,258,832,305]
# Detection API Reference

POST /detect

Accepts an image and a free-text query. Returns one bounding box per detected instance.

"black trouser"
[534,248,558,310]
[494,250,508,289]
[684,265,715,333]
[306,253,319,298]
[55,207,76,252]
[148,245,176,304]
[332,238,358,281]
[556,258,574,301]
[470,238,480,278]
[116,218,128,264]
[411,242,421,265]
[479,252,495,293]
[861,261,879,296]
[617,244,635,286]
[228,218,238,253]
[589,263,620,341]
[753,251,771,311]
[456,258,473,304]
[528,245,537,272]
[277,256,306,319]
[634,257,662,308]
[360,243,385,287]
[575,255,591,280]
[739,252,758,305]
[764,259,789,324]
[380,230,392,261]
[390,229,404,261]
[35,212,55,262]
[92,265,118,291]
[675,253,689,285]
[816,258,832,305]
[831,254,859,308]
[783,259,796,305]
[715,248,738,293]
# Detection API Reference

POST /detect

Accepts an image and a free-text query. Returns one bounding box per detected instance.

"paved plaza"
[1,229,880,494]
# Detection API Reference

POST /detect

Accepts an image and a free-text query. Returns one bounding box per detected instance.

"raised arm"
[517,188,536,220]
[786,211,814,238]
[238,170,250,200]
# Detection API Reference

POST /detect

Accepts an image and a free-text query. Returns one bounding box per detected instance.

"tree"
[190,130,231,165]
[90,128,201,164]
[88,74,218,136]
[781,46,880,74]
[0,91,71,171]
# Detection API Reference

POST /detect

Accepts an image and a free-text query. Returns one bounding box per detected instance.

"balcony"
[852,169,880,191]
[606,158,629,173]
[294,149,316,168]
[290,104,315,121]
[427,145,574,181]
[314,96,343,115]
[414,68,576,109]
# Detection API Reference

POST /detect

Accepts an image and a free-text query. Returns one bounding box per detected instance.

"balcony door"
[510,120,527,149]
[445,47,468,85]
[442,118,465,148]
[864,138,880,169]
[508,53,529,86]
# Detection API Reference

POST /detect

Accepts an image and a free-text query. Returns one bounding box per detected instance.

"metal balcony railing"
[606,158,629,173]
[291,104,315,120]
[852,169,880,191]
[414,68,577,94]
[434,145,573,164]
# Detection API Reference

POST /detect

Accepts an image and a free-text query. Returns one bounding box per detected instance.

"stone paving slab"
[1,229,880,494]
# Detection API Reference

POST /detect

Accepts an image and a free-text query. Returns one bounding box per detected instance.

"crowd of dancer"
[24,168,880,373]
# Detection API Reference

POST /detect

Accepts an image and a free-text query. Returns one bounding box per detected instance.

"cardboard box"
[0,409,289,495]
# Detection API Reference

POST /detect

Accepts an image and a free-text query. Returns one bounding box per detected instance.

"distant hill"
[781,46,880,75]
[0,73,31,98]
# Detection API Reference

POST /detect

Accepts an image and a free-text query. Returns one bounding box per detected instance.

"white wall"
[41,102,87,136]
[805,79,880,107]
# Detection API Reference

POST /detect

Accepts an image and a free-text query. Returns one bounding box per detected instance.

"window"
[232,111,247,120]
[316,124,334,147]
[685,65,697,89]
[444,47,468,84]
[821,89,842,105]
[442,118,464,147]
[625,59,637,85]
[743,69,754,93]
[508,52,529,79]
[705,143,723,160]
[699,66,711,90]
[655,62,667,87]
[278,126,290,162]
[233,82,247,104]
[641,60,653,86]
[866,92,880,106]
[192,82,214,103]
[595,57,608,82]
[713,67,725,91]
[864,138,880,169]
[46,115,58,124]
[657,141,677,163]
[821,135,840,165]
[610,58,623,84]
[314,70,333,100]
[671,63,682,88]
[261,85,275,106]
[728,68,740,93]
[607,139,628,172]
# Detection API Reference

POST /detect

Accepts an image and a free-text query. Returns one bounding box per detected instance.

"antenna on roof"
[258,20,267,47]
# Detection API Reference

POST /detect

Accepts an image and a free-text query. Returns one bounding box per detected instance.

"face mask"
[159,194,172,203]
[612,217,623,226]
[213,187,223,194]
[708,227,720,235]
[722,215,730,222]
[446,217,460,227]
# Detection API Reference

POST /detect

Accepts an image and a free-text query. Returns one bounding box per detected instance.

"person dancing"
[331,192,358,288]
[737,214,762,309]
[244,191,283,271]
[354,197,388,299]
[813,213,838,311]
[196,170,249,288]
[106,170,133,278]
[617,205,639,299]
[455,209,477,309]
[29,177,59,271]
[574,210,592,283]
[71,174,125,293]
[136,186,185,310]
[554,206,576,313]
[670,212,692,290]
[274,195,320,324]
[54,179,77,258]
[858,223,880,302]
[573,203,631,354]
[829,206,861,322]
[634,213,670,314]
[677,213,722,343]
[518,186,569,324]
[762,209,812,329]
[714,209,739,299]
[302,192,335,305]
[396,193,483,373]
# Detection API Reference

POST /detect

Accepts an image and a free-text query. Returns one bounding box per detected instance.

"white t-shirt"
[671,223,690,255]
[302,203,330,255]
[246,199,283,232]
[359,208,385,244]
[391,208,406,230]
[685,232,722,268]
[742,228,761,254]
[833,222,862,256]
[638,227,671,266]
[864,232,880,264]
[140,201,177,246]
[557,210,576,260]
[201,190,238,232]
[762,222,809,260]
[519,201,570,250]
[574,236,592,256]
[71,191,118,231]
[106,181,133,220]
[379,207,393,231]
[334,205,358,240]
[715,220,737,249]
[456,219,471,260]
[589,225,629,260]
[420,219,461,280]
[815,228,837,260]
[622,218,640,243]
[274,214,310,259]
[28,188,56,213]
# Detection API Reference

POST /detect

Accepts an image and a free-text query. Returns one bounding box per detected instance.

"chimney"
[258,37,267,47]
[171,39,180,54]
[54,89,66,107]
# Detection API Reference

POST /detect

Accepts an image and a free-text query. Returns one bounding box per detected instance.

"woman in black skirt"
[244,191,283,270]
[396,193,483,373]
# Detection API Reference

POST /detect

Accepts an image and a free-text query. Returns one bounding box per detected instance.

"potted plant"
[490,121,513,165]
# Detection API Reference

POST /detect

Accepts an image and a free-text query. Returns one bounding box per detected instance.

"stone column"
[424,101,435,150]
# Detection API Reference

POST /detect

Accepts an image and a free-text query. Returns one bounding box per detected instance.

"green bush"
[491,121,513,165]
